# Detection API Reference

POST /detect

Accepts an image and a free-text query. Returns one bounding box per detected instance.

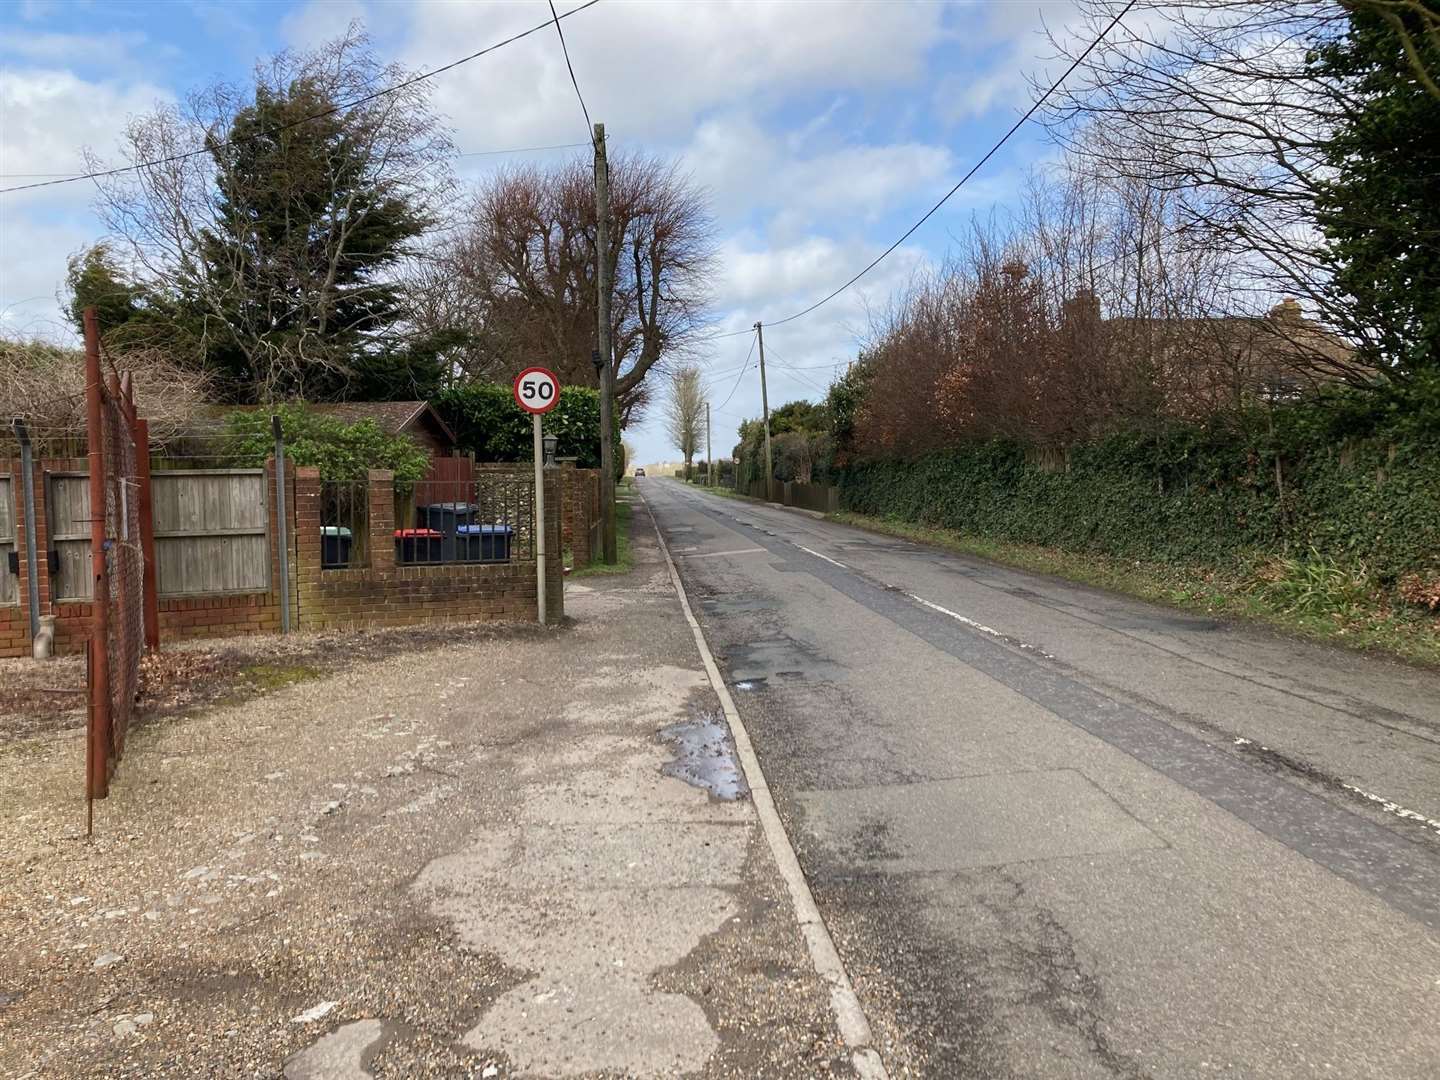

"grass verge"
[831,511,1439,669]
[571,490,635,577]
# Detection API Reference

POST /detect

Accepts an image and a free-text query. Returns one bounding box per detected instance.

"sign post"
[513,367,561,625]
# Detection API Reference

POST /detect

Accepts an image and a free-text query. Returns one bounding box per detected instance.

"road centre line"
[795,544,848,569]
[681,484,1053,661]
[903,591,1055,660]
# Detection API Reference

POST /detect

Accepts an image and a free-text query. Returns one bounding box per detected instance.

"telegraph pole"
[705,402,713,486]
[754,321,773,499]
[594,122,617,563]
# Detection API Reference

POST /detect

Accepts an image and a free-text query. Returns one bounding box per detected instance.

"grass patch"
[571,497,635,577]
[238,663,324,691]
[831,511,1440,668]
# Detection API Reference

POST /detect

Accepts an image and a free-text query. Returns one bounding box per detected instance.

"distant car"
[634,468,646,477]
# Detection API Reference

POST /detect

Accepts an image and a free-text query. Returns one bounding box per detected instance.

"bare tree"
[664,365,706,479]
[449,153,717,424]
[1040,1,1385,382]
[88,25,455,401]
[850,156,1344,459]
[1,337,212,454]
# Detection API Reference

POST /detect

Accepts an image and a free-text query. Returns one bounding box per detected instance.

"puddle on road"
[731,678,767,692]
[660,712,749,801]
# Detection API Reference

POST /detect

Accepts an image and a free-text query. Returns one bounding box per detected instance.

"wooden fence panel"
[47,472,92,601]
[152,470,269,597]
[0,476,15,605]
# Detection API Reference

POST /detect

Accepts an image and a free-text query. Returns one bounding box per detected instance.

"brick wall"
[292,466,562,630]
[1,458,297,658]
[556,462,601,568]
[1,455,559,659]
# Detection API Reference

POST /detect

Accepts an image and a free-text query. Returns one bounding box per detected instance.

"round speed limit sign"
[513,366,561,414]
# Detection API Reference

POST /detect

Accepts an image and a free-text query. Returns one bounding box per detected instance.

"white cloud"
[0,67,170,340]
[401,0,946,151]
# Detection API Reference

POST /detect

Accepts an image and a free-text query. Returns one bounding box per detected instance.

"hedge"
[434,383,621,475]
[839,427,1440,582]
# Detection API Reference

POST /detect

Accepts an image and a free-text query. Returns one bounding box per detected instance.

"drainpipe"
[11,418,40,643]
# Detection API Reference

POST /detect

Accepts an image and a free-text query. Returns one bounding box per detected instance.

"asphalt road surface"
[642,476,1440,1080]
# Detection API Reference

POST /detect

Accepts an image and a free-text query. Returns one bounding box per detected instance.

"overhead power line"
[548,0,595,139]
[759,0,1137,331]
[715,329,758,412]
[0,0,604,196]
[3,140,592,180]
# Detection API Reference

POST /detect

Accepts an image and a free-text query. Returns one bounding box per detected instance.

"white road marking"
[677,547,766,560]
[795,544,848,569]
[1338,786,1440,833]
[904,591,1055,659]
[1233,738,1440,836]
[643,489,890,1080]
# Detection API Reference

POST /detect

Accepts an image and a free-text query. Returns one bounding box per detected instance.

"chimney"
[1270,298,1303,324]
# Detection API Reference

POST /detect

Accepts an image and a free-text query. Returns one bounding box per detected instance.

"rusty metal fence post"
[83,309,112,808]
[82,307,149,827]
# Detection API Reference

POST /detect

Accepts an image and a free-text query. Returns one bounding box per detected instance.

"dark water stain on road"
[660,711,750,801]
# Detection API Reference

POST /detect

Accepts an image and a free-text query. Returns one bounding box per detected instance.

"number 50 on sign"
[513,367,560,414]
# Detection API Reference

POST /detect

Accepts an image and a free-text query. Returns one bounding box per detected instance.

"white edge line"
[641,489,890,1079]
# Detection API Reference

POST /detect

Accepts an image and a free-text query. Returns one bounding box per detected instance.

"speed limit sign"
[513,366,561,414]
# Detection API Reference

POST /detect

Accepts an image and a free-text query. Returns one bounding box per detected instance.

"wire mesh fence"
[99,371,145,778]
[83,314,152,818]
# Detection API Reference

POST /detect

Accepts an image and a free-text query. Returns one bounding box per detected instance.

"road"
[642,476,1440,1079]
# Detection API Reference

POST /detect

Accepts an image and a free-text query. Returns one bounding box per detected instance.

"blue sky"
[1,0,1083,463]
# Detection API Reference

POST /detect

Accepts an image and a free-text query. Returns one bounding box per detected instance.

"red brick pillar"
[544,471,564,623]
[293,467,322,628]
[367,470,395,572]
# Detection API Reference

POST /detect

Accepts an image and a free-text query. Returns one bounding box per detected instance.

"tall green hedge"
[840,427,1440,582]
[434,383,621,474]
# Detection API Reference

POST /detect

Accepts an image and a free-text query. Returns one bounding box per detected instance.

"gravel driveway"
[0,504,847,1079]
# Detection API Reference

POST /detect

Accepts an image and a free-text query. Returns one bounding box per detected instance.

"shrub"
[225,404,429,484]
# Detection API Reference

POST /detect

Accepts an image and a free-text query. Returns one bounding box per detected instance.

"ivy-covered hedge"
[839,427,1440,582]
[434,383,620,474]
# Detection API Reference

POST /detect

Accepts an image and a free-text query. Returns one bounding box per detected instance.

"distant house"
[1104,299,1364,418]
[307,401,458,457]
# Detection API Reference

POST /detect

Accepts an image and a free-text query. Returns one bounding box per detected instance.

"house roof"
[306,401,456,445]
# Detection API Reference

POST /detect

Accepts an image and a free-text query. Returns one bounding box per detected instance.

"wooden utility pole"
[594,122,617,563]
[754,321,773,499]
[705,402,713,486]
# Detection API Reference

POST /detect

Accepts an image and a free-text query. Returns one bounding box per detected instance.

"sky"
[0,0,1087,465]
